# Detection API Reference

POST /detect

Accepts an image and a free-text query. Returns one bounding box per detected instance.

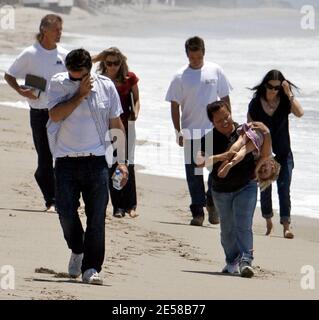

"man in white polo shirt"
[47,49,128,286]
[166,36,232,227]
[4,14,68,212]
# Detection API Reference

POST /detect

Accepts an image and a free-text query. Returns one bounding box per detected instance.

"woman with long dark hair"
[93,47,140,218]
[248,70,304,239]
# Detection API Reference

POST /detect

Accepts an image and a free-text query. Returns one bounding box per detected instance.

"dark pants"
[184,139,214,217]
[109,164,137,215]
[109,122,137,215]
[29,108,55,207]
[55,156,109,273]
[261,152,294,224]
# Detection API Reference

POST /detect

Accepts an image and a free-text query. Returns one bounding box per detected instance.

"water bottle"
[112,169,123,190]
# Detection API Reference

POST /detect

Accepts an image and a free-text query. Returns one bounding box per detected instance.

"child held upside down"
[198,122,280,191]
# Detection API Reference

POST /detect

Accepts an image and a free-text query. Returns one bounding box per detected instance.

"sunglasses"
[105,60,121,67]
[265,83,281,91]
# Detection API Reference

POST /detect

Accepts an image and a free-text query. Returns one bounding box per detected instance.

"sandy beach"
[1,5,319,300]
[1,99,319,300]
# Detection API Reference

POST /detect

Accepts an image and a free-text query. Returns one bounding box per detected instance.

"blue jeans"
[55,156,109,273]
[184,139,213,217]
[30,108,55,207]
[212,181,257,265]
[260,152,294,224]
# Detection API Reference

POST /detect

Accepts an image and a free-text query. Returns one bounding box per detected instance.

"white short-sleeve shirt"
[7,42,68,109]
[166,61,232,138]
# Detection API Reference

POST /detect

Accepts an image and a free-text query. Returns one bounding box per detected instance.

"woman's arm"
[290,97,304,118]
[282,80,304,118]
[131,83,140,120]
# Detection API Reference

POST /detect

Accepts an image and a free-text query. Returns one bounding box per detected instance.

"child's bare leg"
[217,159,230,174]
[218,161,234,178]
[216,135,245,177]
[218,148,246,178]
[229,134,245,153]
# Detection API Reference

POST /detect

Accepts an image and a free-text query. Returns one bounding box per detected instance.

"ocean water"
[0,7,318,219]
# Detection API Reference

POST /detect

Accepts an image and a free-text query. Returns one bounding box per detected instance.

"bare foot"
[218,162,233,178]
[128,210,139,218]
[283,228,294,239]
[265,218,273,235]
[283,223,294,239]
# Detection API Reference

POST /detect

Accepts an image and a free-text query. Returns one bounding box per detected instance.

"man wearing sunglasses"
[47,49,128,285]
[166,36,232,227]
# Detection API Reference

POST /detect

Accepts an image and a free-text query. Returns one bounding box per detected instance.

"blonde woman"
[93,47,140,218]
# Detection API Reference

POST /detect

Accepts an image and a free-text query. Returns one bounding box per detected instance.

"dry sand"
[1,5,319,300]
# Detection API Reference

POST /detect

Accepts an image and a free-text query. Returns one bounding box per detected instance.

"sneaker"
[190,215,204,226]
[45,204,56,213]
[68,252,83,278]
[206,205,219,224]
[222,263,239,274]
[239,261,254,278]
[82,268,103,285]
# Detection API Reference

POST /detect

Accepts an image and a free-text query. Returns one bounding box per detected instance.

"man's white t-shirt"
[7,42,68,109]
[47,72,123,159]
[165,61,232,138]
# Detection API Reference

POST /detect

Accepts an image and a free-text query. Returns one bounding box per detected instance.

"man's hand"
[196,151,206,168]
[249,121,270,135]
[117,163,129,188]
[175,131,184,147]
[78,74,93,99]
[18,87,38,100]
